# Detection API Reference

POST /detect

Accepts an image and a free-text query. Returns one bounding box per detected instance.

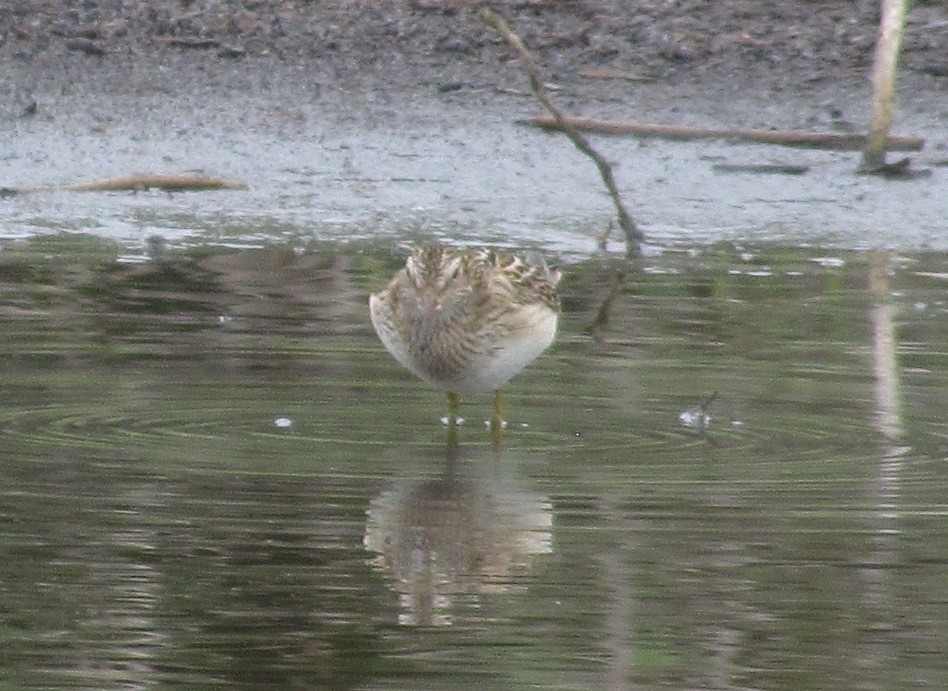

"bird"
[369,243,561,431]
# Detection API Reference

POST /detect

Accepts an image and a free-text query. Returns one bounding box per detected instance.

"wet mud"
[1,1,946,252]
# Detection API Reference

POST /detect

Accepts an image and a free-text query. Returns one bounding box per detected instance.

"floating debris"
[679,392,718,432]
[811,256,845,268]
[679,408,712,431]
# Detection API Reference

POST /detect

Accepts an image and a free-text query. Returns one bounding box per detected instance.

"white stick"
[861,0,909,171]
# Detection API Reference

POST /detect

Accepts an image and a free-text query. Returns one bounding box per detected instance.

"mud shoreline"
[2,2,946,251]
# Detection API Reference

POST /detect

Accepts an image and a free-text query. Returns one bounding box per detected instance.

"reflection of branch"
[864,251,903,677]
[868,251,903,443]
[480,9,642,257]
[586,268,627,341]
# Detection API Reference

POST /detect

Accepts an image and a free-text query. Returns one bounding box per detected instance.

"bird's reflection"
[364,432,552,626]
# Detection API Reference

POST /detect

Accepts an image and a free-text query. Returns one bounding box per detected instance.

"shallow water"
[0,237,945,689]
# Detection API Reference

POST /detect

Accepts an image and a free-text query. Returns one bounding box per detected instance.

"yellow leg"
[446,391,462,449]
[491,389,504,427]
[447,391,461,425]
[490,389,504,449]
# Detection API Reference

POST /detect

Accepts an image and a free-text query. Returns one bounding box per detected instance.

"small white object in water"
[811,256,845,268]
[679,408,712,430]
[483,419,508,429]
[218,315,233,324]
[274,417,293,428]
[440,416,465,426]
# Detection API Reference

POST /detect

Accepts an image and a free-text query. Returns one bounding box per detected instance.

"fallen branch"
[2,173,248,196]
[526,115,925,152]
[480,9,642,257]
[712,163,809,175]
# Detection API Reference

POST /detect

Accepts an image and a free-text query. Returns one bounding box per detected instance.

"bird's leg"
[490,389,504,449]
[447,391,461,427]
[491,389,504,428]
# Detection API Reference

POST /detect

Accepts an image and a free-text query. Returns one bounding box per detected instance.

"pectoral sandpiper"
[369,244,561,429]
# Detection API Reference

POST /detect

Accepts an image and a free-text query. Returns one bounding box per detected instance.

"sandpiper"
[369,244,561,427]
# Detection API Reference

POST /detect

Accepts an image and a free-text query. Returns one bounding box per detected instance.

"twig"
[527,115,925,152]
[712,163,809,175]
[480,8,642,257]
[580,69,654,83]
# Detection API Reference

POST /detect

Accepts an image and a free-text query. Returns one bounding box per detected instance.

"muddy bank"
[1,2,946,253]
[3,1,948,89]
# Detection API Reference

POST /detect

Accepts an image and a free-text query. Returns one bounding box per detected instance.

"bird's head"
[404,244,472,315]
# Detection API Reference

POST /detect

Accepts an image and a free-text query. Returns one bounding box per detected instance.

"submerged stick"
[861,0,909,172]
[3,173,248,196]
[480,9,643,257]
[527,115,924,152]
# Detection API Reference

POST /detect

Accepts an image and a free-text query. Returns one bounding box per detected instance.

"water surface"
[0,237,945,689]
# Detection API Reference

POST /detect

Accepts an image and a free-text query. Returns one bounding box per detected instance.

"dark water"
[1,236,945,689]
